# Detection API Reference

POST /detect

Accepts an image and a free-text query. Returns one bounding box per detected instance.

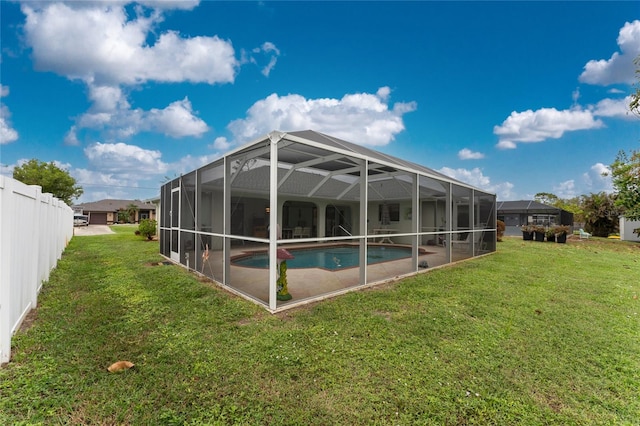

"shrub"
[138,219,157,240]
[497,220,505,241]
[553,225,570,235]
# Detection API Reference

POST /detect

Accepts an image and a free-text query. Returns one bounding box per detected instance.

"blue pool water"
[232,245,412,270]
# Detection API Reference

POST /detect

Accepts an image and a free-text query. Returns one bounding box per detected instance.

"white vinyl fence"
[0,176,74,364]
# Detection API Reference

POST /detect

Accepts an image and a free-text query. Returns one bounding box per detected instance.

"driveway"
[73,225,115,236]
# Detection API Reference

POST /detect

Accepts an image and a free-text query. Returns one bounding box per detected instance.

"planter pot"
[556,232,567,243]
[522,231,533,241]
[546,234,556,242]
[534,231,545,242]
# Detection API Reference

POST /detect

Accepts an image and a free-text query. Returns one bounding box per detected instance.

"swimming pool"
[232,245,413,270]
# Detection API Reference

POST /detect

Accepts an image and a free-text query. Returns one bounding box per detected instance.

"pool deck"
[195,241,477,310]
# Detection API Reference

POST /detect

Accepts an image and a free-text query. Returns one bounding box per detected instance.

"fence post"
[0,176,12,364]
[32,186,44,307]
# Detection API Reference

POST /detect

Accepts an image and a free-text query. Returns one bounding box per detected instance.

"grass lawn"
[1,227,639,425]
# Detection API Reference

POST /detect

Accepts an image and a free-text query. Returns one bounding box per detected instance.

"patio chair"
[301,227,311,238]
[292,226,304,238]
[450,233,472,251]
[579,228,591,240]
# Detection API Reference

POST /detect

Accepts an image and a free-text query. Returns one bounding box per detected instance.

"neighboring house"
[498,200,574,236]
[73,199,157,225]
[619,216,640,242]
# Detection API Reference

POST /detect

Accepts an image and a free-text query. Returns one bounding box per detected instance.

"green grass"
[1,227,639,425]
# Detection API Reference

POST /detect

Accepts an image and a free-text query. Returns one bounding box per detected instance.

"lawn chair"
[450,233,472,251]
[579,229,591,240]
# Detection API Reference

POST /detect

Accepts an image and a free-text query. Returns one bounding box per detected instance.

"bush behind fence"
[0,176,74,364]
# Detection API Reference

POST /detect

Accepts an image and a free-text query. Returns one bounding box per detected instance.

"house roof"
[73,199,156,212]
[497,200,563,214]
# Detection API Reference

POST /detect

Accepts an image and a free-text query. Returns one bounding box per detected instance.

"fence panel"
[0,176,73,364]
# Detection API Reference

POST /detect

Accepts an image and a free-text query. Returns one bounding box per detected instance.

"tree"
[126,203,139,223]
[630,55,640,117]
[556,196,585,224]
[608,150,640,222]
[533,192,585,224]
[117,210,129,224]
[13,159,83,205]
[581,192,621,237]
[534,192,559,206]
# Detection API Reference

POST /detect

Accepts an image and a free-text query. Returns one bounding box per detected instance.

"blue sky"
[1,1,638,204]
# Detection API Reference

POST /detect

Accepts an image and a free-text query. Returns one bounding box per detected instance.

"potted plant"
[554,225,570,243]
[533,225,545,242]
[545,228,556,242]
[521,225,534,241]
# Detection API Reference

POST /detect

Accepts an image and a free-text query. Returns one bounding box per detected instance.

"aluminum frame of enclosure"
[159,130,497,312]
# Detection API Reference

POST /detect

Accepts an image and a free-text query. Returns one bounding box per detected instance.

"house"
[72,199,157,225]
[160,130,497,312]
[497,200,574,236]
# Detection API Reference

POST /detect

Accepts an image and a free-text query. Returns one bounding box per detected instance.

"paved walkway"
[73,225,115,236]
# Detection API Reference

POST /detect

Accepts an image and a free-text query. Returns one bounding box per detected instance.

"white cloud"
[169,153,219,176]
[137,0,200,11]
[592,95,634,120]
[146,98,209,138]
[1,107,19,144]
[253,42,281,77]
[227,87,417,146]
[73,167,147,203]
[579,20,640,86]
[84,142,168,177]
[494,107,604,149]
[64,126,80,146]
[22,2,238,86]
[572,87,581,106]
[553,179,577,199]
[19,1,242,141]
[76,89,208,139]
[582,162,613,193]
[211,136,232,151]
[438,166,514,200]
[458,148,485,160]
[1,85,18,144]
[551,163,613,199]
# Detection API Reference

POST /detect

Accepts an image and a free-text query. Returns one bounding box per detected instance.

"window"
[378,203,400,223]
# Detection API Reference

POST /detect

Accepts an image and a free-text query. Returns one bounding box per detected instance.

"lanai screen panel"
[226,146,271,304]
[277,139,363,294]
[366,161,416,282]
[178,172,196,269]
[475,191,497,255]
[450,184,474,262]
[196,160,224,283]
[419,174,450,267]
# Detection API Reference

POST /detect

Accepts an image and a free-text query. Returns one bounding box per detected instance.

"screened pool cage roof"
[204,130,489,200]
